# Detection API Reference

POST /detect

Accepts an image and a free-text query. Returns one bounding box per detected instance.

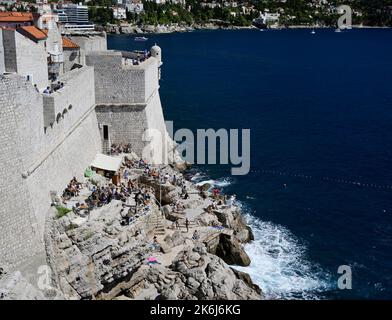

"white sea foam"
[195,177,234,188]
[233,205,332,299]
[190,173,330,298]
[190,172,207,182]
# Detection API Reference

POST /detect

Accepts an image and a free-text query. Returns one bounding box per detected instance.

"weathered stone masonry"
[0,29,180,273]
[0,68,101,269]
[86,49,179,164]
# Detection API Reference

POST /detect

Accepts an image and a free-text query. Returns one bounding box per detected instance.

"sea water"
[108,29,392,299]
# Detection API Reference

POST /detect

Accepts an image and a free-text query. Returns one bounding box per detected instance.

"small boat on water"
[134,36,148,41]
[311,29,316,34]
[335,28,342,33]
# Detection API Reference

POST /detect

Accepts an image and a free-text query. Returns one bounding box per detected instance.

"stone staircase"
[177,219,198,229]
[149,212,166,236]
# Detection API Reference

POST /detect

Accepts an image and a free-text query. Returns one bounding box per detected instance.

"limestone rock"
[197,212,220,227]
[231,268,262,295]
[214,234,251,267]
[198,183,211,192]
[214,207,253,243]
[171,230,186,247]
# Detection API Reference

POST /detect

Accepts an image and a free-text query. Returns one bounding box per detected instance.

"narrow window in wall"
[103,125,109,141]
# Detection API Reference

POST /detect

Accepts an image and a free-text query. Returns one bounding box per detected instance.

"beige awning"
[91,153,122,172]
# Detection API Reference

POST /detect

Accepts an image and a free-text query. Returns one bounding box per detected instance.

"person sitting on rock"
[152,236,161,251]
[180,252,190,268]
[192,230,200,241]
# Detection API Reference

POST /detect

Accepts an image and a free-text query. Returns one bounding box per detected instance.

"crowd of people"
[110,143,132,155]
[40,81,65,95]
[62,177,83,200]
[58,146,239,246]
[59,156,156,221]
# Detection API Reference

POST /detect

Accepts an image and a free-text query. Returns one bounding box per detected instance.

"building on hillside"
[0,0,17,6]
[113,7,126,20]
[125,0,144,15]
[168,0,185,5]
[223,1,238,8]
[259,12,280,25]
[56,3,94,30]
[200,2,221,9]
[145,0,166,4]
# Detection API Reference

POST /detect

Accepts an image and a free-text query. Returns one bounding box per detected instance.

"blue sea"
[108,29,392,300]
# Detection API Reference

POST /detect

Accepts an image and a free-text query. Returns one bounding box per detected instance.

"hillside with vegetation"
[85,0,392,28]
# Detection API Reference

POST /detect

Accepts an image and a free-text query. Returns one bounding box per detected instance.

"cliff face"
[44,165,261,300]
[46,202,260,300]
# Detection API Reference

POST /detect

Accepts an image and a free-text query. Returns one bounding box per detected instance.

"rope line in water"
[194,167,392,191]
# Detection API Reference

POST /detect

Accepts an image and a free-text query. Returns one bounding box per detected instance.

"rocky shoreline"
[1,154,261,300]
[103,23,390,35]
[104,23,257,35]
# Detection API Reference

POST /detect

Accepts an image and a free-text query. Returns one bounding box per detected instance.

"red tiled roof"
[62,37,79,49]
[0,12,34,22]
[18,26,47,41]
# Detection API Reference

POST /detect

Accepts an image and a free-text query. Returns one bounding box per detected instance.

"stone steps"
[148,213,167,236]
[177,220,198,227]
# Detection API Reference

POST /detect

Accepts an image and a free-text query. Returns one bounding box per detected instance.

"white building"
[200,2,221,9]
[56,3,94,30]
[125,1,144,15]
[260,12,281,24]
[113,7,126,20]
[223,1,238,8]
[145,0,166,4]
[169,0,186,5]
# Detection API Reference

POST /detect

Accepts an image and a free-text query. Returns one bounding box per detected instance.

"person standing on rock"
[185,218,189,233]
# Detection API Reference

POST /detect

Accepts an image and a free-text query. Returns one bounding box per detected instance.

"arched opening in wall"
[68,104,72,110]
[56,113,62,123]
[62,108,68,117]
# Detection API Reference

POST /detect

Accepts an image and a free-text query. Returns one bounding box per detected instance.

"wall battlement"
[84,50,175,162]
[43,66,95,129]
[85,51,159,105]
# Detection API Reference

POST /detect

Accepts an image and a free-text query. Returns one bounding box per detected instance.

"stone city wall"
[0,71,101,268]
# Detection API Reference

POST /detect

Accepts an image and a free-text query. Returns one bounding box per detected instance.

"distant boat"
[311,29,316,34]
[134,36,148,41]
[335,28,342,33]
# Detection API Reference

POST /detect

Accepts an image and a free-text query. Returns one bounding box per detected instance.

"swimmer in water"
[283,184,287,188]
